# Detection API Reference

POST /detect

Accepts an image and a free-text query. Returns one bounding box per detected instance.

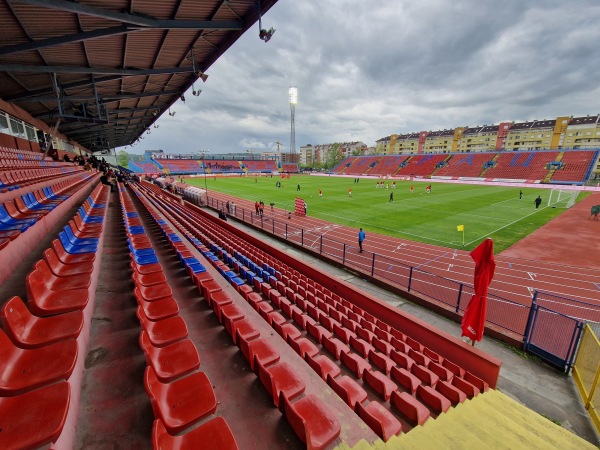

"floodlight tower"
[289,86,297,157]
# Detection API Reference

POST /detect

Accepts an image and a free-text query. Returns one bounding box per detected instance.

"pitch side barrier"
[205,196,592,372]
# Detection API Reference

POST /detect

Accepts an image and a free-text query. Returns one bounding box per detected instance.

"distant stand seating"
[202,160,243,174]
[394,154,448,177]
[155,159,203,174]
[549,150,599,183]
[331,149,597,184]
[483,151,558,180]
[245,160,278,173]
[331,157,359,174]
[280,163,299,173]
[345,156,383,175]
[368,156,409,177]
[435,153,497,178]
[129,162,161,174]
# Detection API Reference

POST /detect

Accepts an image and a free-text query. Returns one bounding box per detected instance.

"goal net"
[547,189,579,208]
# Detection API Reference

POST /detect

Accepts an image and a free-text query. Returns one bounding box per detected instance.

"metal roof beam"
[0,64,198,76]
[65,121,146,136]
[0,26,131,56]
[5,75,122,101]
[35,104,161,119]
[14,90,180,103]
[12,0,243,29]
[12,0,157,27]
[150,20,243,30]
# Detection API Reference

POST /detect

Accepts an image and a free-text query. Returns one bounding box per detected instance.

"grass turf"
[184,174,588,253]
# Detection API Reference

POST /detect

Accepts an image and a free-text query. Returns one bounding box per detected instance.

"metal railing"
[573,324,600,434]
[206,197,592,371]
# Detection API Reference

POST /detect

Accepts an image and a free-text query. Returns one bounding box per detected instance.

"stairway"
[478,153,499,178]
[544,151,565,183]
[429,154,453,177]
[337,389,596,449]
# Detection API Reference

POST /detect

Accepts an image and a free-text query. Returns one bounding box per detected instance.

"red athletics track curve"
[204,190,600,323]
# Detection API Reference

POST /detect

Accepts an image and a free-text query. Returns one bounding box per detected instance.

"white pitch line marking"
[527,272,537,280]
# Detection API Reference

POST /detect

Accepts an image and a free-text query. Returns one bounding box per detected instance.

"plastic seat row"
[133,185,401,440]
[131,186,424,436]
[0,173,93,237]
[131,183,342,449]
[0,182,109,449]
[0,165,84,192]
[135,188,492,438]
[118,183,240,449]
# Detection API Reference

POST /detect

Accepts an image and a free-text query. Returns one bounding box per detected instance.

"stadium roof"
[0,0,278,152]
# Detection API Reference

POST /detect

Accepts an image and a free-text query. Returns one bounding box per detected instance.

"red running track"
[205,191,600,324]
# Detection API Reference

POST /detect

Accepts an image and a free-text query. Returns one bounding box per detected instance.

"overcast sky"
[124,0,600,155]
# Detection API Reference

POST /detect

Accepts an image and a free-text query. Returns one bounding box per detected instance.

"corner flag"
[457,224,465,246]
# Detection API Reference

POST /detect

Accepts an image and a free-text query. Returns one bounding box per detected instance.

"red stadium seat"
[288,337,319,359]
[321,335,349,360]
[305,354,341,381]
[1,295,83,348]
[436,380,467,405]
[134,280,173,302]
[279,393,341,450]
[227,318,259,345]
[256,359,306,407]
[43,248,94,277]
[416,384,451,413]
[411,364,439,387]
[0,328,77,395]
[340,350,371,379]
[135,290,180,321]
[139,331,200,383]
[452,376,481,399]
[349,336,374,358]
[32,259,91,290]
[237,334,280,372]
[390,391,430,426]
[390,366,421,395]
[363,369,398,401]
[0,381,70,450]
[137,307,188,347]
[368,350,395,375]
[152,417,239,450]
[26,269,89,316]
[355,401,402,442]
[144,366,217,435]
[51,239,96,265]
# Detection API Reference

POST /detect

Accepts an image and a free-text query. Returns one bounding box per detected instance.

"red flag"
[461,238,496,342]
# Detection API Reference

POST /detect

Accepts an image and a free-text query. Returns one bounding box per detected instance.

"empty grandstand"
[329,150,597,184]
[0,0,599,444]
[394,154,449,177]
[434,153,497,178]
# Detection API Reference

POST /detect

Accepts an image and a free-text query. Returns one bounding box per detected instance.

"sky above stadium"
[124,0,600,156]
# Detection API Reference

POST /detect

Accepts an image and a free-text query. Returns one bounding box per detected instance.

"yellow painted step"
[341,390,596,450]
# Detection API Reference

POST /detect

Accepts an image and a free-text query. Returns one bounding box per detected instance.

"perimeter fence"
[207,197,599,372]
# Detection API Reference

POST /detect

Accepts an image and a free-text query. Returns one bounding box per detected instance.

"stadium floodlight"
[289,86,298,105]
[289,86,297,155]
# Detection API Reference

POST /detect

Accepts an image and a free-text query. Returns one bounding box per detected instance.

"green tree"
[324,143,342,169]
[117,150,130,167]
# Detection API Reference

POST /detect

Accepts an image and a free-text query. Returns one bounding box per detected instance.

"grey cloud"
[125,0,600,155]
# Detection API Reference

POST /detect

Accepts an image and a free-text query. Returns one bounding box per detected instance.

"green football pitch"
[184,175,588,253]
